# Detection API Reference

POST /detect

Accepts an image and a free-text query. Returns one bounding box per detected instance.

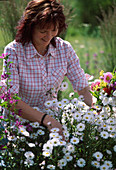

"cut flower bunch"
[90,69,116,113]
[0,54,116,170]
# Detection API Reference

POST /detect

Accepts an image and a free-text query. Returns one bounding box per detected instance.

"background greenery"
[0,0,116,99]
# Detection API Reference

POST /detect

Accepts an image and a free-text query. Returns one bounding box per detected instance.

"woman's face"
[32,24,58,48]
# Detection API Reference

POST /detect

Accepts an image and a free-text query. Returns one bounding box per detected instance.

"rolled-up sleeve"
[66,44,88,92]
[0,46,19,94]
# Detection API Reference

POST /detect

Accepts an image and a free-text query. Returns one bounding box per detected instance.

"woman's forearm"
[11,99,46,124]
[78,86,93,107]
[11,98,64,138]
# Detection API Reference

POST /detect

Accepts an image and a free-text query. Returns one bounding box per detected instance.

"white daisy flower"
[37,129,45,135]
[104,160,112,168]
[20,136,26,142]
[24,159,34,166]
[102,97,109,105]
[27,143,36,147]
[93,151,103,159]
[47,164,55,169]
[33,107,40,111]
[91,161,100,168]
[43,151,51,157]
[60,82,68,91]
[47,140,54,146]
[24,151,35,159]
[30,133,38,139]
[43,143,53,153]
[71,98,78,106]
[61,98,69,105]
[62,147,70,155]
[19,126,29,137]
[100,131,109,139]
[8,135,17,141]
[73,112,82,121]
[69,92,74,98]
[30,122,40,128]
[49,132,59,139]
[70,137,79,144]
[101,124,107,130]
[57,101,64,109]
[110,133,116,138]
[44,100,53,108]
[113,145,116,152]
[113,90,116,96]
[83,114,91,122]
[77,158,86,167]
[59,140,66,146]
[63,131,70,138]
[64,154,73,162]
[66,144,75,153]
[100,164,109,170]
[58,158,67,167]
[50,128,59,133]
[107,125,115,132]
[51,138,60,147]
[52,99,58,106]
[78,95,84,101]
[99,112,107,119]
[106,118,116,125]
[76,123,85,131]
[106,149,112,155]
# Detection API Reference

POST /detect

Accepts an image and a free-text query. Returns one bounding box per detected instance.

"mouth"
[42,38,52,43]
[42,39,48,42]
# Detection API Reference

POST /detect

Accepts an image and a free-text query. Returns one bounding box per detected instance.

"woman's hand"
[43,115,65,140]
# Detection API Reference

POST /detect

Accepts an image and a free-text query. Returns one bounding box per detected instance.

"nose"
[45,31,53,41]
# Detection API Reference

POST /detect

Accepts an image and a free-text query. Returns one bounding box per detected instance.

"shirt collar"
[48,43,57,57]
[25,41,57,59]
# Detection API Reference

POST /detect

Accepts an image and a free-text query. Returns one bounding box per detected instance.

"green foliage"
[72,0,115,29]
[65,25,104,78]
[98,3,116,72]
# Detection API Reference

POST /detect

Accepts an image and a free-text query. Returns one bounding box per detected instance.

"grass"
[0,29,5,74]
[61,26,105,99]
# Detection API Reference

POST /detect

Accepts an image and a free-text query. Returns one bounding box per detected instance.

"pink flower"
[0,53,8,59]
[91,81,100,91]
[104,72,113,83]
[0,116,3,119]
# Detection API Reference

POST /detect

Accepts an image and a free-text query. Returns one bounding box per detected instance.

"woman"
[0,0,92,138]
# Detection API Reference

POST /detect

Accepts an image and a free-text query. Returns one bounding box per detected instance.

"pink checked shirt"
[1,37,88,110]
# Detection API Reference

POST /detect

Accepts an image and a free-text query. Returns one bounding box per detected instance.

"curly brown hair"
[15,0,67,46]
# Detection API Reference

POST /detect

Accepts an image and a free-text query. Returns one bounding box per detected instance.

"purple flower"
[86,61,89,65]
[111,82,116,91]
[26,124,33,132]
[103,72,113,83]
[93,53,97,57]
[1,73,9,80]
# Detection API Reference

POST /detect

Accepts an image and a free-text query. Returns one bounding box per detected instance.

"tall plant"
[98,3,116,72]
[0,0,29,45]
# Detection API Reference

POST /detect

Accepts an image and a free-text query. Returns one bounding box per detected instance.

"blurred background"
[0,0,116,98]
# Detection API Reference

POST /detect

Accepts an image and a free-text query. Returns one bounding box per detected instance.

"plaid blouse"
[1,37,88,109]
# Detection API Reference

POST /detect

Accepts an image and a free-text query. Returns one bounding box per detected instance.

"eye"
[40,31,47,33]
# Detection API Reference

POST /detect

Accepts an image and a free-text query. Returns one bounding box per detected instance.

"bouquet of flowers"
[90,70,116,113]
[0,54,116,170]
